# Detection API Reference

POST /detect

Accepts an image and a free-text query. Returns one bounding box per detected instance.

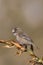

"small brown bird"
[12,27,38,55]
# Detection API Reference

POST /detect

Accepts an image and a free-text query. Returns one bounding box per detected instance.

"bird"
[12,27,38,54]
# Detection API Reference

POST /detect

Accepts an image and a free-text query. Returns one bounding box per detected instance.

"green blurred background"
[0,0,43,65]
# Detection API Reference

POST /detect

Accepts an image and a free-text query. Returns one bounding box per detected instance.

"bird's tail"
[32,42,39,50]
[27,42,39,51]
[30,44,34,51]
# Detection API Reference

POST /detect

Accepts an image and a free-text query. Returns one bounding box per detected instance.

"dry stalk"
[0,40,43,65]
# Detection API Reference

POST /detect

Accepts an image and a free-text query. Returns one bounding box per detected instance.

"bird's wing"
[19,32,34,43]
[19,32,39,49]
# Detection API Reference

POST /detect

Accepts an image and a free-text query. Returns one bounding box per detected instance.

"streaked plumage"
[12,27,38,52]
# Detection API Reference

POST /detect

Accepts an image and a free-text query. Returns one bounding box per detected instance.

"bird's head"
[12,27,22,36]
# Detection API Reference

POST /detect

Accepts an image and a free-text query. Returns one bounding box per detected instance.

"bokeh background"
[0,0,43,65]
